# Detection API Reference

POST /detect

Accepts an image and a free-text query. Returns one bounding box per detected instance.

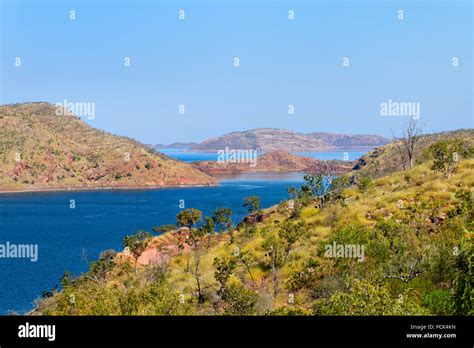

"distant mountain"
[193,151,353,175]
[0,103,216,192]
[154,142,197,149]
[306,132,388,148]
[190,128,389,152]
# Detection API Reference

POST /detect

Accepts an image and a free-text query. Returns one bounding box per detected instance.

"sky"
[1,0,472,144]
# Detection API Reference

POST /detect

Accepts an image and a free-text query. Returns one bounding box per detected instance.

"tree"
[278,220,307,262]
[176,208,202,230]
[400,119,423,169]
[200,216,216,248]
[174,210,208,300]
[213,257,236,296]
[60,271,73,288]
[287,187,298,200]
[329,175,351,204]
[123,231,153,273]
[176,208,203,249]
[87,249,117,283]
[300,171,349,209]
[391,129,409,170]
[262,235,286,297]
[212,207,233,241]
[243,196,260,213]
[236,250,256,283]
[190,251,205,304]
[428,139,465,178]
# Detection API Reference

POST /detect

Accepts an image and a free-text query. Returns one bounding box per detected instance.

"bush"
[357,175,373,192]
[428,139,466,178]
[422,290,454,315]
[222,283,260,315]
[314,279,426,315]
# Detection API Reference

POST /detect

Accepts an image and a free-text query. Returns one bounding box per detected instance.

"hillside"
[190,128,389,152]
[352,129,474,178]
[33,131,473,316]
[307,132,388,148]
[193,151,352,175]
[0,103,216,192]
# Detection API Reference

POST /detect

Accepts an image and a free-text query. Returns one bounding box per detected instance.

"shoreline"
[0,183,219,195]
[174,146,377,153]
[0,165,354,194]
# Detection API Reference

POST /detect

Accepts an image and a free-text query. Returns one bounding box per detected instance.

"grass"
[33,150,474,315]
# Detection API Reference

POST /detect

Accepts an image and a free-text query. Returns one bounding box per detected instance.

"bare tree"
[190,251,204,304]
[391,130,408,170]
[399,119,423,169]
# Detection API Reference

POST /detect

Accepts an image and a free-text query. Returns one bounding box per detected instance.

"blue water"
[159,148,219,162]
[293,150,367,162]
[159,148,368,162]
[0,149,368,314]
[0,173,304,314]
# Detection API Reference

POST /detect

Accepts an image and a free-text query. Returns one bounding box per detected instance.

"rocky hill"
[306,132,388,148]
[193,151,352,175]
[190,128,389,152]
[0,103,216,192]
[352,129,474,178]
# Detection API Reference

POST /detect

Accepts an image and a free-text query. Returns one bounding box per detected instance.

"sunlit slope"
[0,103,217,191]
[34,150,473,315]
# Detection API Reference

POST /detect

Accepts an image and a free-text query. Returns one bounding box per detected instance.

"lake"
[158,148,368,162]
[0,149,367,314]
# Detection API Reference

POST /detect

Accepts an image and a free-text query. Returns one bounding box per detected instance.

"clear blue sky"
[1,0,472,144]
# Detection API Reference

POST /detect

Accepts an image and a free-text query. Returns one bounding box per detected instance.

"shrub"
[422,290,454,315]
[428,139,465,178]
[222,283,260,315]
[357,175,373,192]
[314,279,426,315]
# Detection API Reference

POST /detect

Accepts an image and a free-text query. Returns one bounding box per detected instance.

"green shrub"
[222,283,260,315]
[357,175,373,192]
[422,290,454,315]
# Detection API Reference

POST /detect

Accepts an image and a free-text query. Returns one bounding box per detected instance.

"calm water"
[0,174,304,314]
[0,149,367,314]
[159,148,368,162]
